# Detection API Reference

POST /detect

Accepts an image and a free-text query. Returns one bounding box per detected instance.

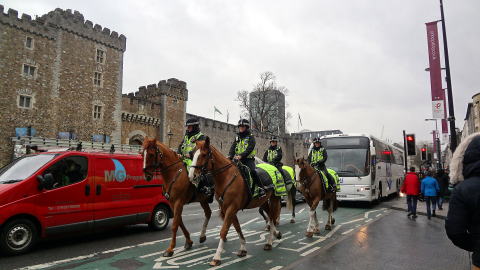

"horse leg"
[306,199,320,238]
[163,201,182,257]
[210,207,235,266]
[232,216,247,257]
[259,205,270,231]
[178,217,193,250]
[313,211,321,234]
[265,197,282,250]
[199,201,212,243]
[325,198,333,231]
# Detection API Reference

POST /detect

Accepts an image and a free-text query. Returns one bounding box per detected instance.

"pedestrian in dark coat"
[435,169,449,210]
[446,133,480,269]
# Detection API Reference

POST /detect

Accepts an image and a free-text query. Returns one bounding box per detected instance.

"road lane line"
[340,218,364,225]
[295,225,342,252]
[102,245,136,254]
[153,263,179,269]
[365,218,373,223]
[241,217,260,227]
[270,266,283,270]
[297,208,305,214]
[300,246,321,256]
[341,229,354,235]
[154,247,209,262]
[140,247,184,259]
[17,254,98,270]
[364,208,386,218]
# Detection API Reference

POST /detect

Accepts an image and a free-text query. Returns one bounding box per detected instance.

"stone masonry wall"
[0,6,126,166]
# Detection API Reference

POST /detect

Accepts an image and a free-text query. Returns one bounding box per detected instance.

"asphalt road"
[1,199,393,270]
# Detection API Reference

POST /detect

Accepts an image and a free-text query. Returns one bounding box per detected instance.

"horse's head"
[142,137,163,181]
[189,136,214,181]
[295,157,310,181]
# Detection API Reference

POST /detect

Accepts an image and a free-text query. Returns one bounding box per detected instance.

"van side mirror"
[37,173,54,190]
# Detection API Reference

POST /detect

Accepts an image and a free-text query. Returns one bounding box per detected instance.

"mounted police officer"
[228,119,266,198]
[308,137,336,192]
[178,117,205,169]
[262,136,287,179]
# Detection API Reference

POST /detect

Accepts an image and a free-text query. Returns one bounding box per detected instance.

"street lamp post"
[167,130,173,148]
[439,0,457,152]
[425,118,442,170]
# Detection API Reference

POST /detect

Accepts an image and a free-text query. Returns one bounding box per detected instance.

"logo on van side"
[105,159,127,182]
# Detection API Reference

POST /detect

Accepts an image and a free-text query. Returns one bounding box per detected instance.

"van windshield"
[0,154,57,184]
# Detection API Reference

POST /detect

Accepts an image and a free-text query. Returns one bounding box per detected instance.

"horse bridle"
[143,145,183,200]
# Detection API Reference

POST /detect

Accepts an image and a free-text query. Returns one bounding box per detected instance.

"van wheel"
[0,218,38,255]
[149,205,169,231]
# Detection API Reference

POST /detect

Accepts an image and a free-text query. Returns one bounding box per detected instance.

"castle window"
[25,36,34,49]
[18,95,32,109]
[22,64,36,78]
[96,49,105,64]
[93,72,102,87]
[93,105,102,120]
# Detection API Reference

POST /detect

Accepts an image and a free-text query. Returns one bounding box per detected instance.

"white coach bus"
[320,134,404,202]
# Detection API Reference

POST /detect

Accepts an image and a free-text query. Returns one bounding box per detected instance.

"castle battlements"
[0,5,126,51]
[129,78,189,101]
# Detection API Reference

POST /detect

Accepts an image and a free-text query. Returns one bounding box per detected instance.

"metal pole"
[439,0,457,152]
[403,130,408,173]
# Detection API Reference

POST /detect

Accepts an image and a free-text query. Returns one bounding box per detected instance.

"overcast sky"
[3,0,480,143]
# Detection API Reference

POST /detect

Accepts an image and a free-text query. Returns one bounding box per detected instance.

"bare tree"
[236,71,289,134]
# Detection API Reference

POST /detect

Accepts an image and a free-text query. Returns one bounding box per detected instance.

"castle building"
[0,6,126,166]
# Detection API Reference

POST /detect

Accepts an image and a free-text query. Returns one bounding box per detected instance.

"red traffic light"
[407,136,414,141]
[382,150,392,155]
[421,148,427,152]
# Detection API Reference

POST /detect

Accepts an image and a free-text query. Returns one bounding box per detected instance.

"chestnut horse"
[189,137,282,266]
[295,157,337,237]
[142,138,212,257]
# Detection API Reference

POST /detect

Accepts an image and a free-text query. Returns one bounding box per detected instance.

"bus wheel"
[149,205,170,231]
[0,218,38,255]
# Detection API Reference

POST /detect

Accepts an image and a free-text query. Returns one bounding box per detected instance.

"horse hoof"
[325,225,332,231]
[332,218,336,224]
[185,241,193,250]
[290,219,296,224]
[264,244,272,251]
[305,232,314,238]
[276,231,282,240]
[265,226,270,232]
[199,236,207,243]
[237,250,247,257]
[163,250,174,257]
[210,260,221,266]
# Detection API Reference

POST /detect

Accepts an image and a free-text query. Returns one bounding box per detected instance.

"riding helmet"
[186,117,200,126]
[237,119,250,128]
[313,137,321,143]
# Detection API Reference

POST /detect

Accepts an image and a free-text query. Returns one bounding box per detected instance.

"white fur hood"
[449,133,480,184]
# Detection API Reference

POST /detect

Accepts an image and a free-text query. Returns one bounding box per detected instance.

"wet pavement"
[389,195,450,219]
[285,209,471,270]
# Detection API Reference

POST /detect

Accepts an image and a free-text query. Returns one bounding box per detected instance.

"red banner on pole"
[426,21,444,119]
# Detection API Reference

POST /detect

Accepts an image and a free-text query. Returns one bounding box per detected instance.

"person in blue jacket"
[421,170,440,219]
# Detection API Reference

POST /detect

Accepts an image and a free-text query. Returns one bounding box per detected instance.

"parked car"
[0,151,172,255]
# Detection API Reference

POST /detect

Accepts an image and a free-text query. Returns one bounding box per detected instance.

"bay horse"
[189,137,282,266]
[294,157,338,237]
[142,138,212,257]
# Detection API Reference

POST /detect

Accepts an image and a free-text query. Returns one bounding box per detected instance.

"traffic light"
[406,134,416,156]
[421,147,427,161]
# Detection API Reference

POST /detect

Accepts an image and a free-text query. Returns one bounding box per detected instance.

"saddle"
[237,163,274,199]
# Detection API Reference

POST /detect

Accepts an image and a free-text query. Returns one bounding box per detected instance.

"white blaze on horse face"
[143,150,147,169]
[189,149,201,180]
[295,165,301,182]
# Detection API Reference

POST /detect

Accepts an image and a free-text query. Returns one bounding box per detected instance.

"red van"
[0,151,172,255]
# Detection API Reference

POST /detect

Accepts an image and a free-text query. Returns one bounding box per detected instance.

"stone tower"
[0,6,126,166]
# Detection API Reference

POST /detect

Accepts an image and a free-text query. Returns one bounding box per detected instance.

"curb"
[390,206,446,220]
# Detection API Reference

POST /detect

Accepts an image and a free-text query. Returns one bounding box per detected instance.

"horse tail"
[323,195,338,212]
[286,188,294,211]
[258,207,268,223]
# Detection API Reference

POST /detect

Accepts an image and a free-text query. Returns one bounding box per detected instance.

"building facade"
[122,78,188,148]
[0,6,126,166]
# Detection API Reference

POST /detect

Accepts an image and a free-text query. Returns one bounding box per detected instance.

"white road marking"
[341,229,354,235]
[154,247,209,262]
[376,214,382,217]
[300,246,321,256]
[166,249,216,265]
[16,254,98,270]
[364,208,386,218]
[365,218,373,223]
[297,208,306,214]
[153,263,180,269]
[241,217,260,227]
[339,218,364,225]
[209,255,252,269]
[270,266,283,270]
[102,245,136,254]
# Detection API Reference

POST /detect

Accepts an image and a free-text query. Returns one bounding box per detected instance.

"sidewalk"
[285,209,470,270]
[388,195,449,219]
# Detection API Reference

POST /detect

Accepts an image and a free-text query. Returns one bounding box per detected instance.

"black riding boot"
[322,168,336,192]
[244,159,266,198]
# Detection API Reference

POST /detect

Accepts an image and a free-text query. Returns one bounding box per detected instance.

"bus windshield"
[0,154,57,184]
[324,148,369,177]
